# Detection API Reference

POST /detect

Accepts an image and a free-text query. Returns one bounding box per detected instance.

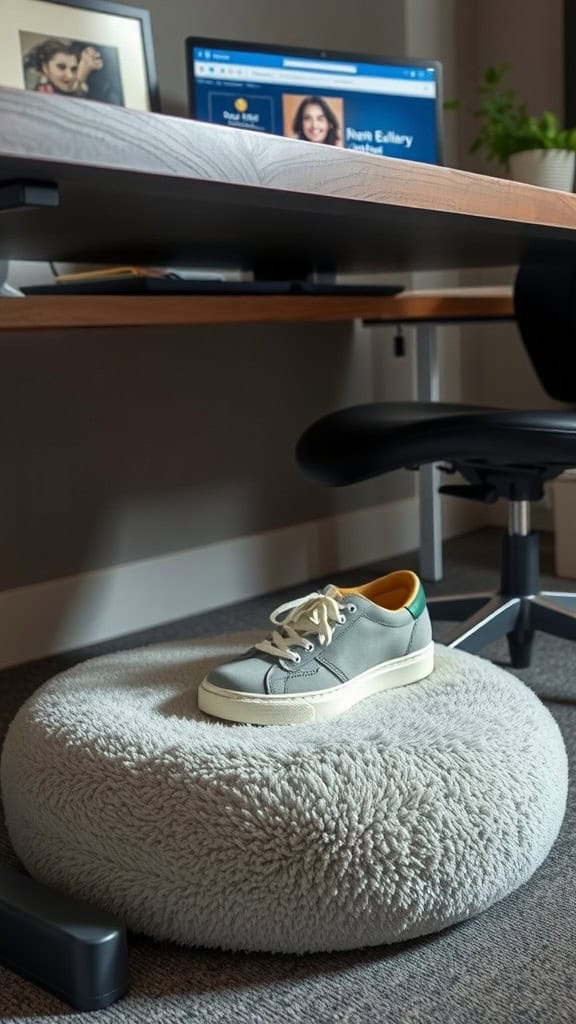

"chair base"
[428,591,576,668]
[427,527,576,668]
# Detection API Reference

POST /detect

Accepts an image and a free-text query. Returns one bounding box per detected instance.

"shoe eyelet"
[305,642,314,652]
[338,615,346,624]
[347,604,357,613]
[292,653,302,664]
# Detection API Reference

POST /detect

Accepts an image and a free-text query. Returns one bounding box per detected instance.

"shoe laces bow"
[255,585,347,664]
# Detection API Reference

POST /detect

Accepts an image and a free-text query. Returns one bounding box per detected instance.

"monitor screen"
[186,39,442,165]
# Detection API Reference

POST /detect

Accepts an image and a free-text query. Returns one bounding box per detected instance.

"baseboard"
[0,495,486,669]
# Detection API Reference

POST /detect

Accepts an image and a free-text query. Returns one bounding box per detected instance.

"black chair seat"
[296,401,576,487]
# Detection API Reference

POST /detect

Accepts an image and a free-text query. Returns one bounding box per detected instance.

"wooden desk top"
[0,288,514,331]
[1,88,576,273]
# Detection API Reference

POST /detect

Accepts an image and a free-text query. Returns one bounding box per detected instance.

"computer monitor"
[186,38,443,165]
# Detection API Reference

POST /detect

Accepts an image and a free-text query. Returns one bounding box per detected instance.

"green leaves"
[483,64,506,86]
[557,127,576,149]
[445,65,576,167]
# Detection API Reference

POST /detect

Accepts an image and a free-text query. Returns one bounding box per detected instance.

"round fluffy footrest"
[0,639,567,954]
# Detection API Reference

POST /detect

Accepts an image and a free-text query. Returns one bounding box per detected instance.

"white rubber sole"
[198,642,435,726]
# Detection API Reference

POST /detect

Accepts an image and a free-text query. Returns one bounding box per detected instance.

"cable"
[393,323,406,357]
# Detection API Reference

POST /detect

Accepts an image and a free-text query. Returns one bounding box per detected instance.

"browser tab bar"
[194,62,436,98]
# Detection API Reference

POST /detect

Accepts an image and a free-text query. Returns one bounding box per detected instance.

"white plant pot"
[509,149,575,191]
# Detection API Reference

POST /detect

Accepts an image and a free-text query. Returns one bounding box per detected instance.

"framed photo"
[0,0,160,111]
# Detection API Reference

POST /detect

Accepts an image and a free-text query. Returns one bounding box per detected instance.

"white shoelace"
[255,585,351,665]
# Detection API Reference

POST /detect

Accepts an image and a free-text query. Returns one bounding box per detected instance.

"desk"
[0,288,514,330]
[1,83,575,567]
[2,84,572,580]
[1,86,571,580]
[2,87,576,270]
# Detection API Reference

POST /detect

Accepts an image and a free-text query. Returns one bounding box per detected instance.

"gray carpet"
[1,527,575,1024]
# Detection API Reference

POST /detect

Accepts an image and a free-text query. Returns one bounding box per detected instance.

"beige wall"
[149,0,406,118]
[476,0,564,119]
[459,0,566,412]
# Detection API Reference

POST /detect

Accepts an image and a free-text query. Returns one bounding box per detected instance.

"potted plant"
[445,65,576,191]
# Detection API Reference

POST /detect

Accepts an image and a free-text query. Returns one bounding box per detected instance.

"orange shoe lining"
[339,570,419,610]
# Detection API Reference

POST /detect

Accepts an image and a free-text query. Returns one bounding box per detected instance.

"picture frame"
[0,0,160,112]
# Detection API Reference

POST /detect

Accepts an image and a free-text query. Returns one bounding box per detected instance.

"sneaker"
[198,570,434,725]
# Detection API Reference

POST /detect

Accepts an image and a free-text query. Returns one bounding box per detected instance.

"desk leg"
[416,323,443,581]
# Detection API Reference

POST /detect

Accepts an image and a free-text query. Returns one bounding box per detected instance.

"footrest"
[0,866,128,1010]
[1,638,567,953]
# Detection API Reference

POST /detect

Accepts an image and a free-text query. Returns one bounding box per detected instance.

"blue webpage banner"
[208,92,275,132]
[191,46,439,164]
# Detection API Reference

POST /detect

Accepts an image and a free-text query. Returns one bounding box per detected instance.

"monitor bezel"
[185,36,444,165]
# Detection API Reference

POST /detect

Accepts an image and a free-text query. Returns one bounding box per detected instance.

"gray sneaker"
[198,570,434,725]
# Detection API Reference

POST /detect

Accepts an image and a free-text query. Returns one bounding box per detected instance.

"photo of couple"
[20,30,124,104]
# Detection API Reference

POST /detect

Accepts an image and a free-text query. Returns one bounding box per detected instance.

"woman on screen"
[292,96,340,145]
[23,38,103,97]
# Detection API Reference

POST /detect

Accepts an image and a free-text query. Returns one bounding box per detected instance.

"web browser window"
[187,41,442,165]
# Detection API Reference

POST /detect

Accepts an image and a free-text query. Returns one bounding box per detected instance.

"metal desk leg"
[416,323,443,581]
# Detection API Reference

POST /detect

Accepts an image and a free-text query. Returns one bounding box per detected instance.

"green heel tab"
[406,583,426,619]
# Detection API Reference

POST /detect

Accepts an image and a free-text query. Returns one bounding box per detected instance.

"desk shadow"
[0,320,355,671]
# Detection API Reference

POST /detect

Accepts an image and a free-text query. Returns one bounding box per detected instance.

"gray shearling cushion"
[0,637,567,954]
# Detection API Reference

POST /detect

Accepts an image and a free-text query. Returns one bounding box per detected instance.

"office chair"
[296,262,576,669]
